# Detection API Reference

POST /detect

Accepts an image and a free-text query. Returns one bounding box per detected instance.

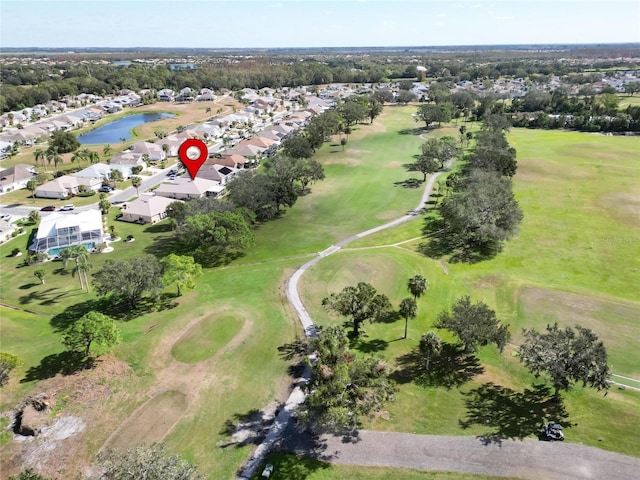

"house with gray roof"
[119,194,178,224]
[0,164,37,193]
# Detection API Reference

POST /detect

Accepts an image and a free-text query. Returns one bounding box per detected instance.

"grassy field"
[252,453,520,480]
[238,106,429,263]
[297,127,640,456]
[2,107,639,477]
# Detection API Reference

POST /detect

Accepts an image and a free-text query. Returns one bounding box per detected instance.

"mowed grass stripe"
[238,106,425,263]
[171,313,245,363]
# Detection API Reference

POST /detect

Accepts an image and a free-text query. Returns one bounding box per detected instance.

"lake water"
[78,112,175,145]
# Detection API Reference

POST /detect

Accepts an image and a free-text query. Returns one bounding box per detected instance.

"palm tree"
[74,254,92,292]
[419,331,442,371]
[71,150,86,167]
[64,245,90,290]
[399,298,417,339]
[86,150,100,165]
[205,107,211,114]
[46,147,63,174]
[34,268,46,284]
[103,144,112,157]
[407,275,428,301]
[34,148,46,169]
[162,143,170,159]
[131,176,142,197]
[26,179,37,203]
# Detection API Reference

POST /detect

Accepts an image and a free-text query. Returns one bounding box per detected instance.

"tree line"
[422,114,523,261]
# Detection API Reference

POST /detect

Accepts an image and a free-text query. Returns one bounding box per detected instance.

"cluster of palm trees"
[33,146,101,174]
[59,245,92,291]
[401,274,442,370]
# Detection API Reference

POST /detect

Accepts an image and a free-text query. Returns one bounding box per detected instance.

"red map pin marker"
[178,138,208,180]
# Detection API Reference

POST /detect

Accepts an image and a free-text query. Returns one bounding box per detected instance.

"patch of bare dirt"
[102,390,188,451]
[0,357,133,479]
[472,274,504,290]
[597,191,640,227]
[323,156,361,166]
[99,309,255,453]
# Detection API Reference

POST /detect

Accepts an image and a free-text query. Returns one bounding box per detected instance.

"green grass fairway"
[171,312,245,363]
[298,127,640,457]
[239,106,426,263]
[299,247,640,456]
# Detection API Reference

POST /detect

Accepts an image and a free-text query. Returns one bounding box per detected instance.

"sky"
[1,0,639,49]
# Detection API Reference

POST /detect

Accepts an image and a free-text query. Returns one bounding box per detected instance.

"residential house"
[188,123,224,141]
[224,144,264,164]
[154,177,223,200]
[35,175,101,199]
[0,141,13,160]
[30,210,103,255]
[238,136,278,156]
[57,114,85,128]
[100,102,123,114]
[119,194,178,224]
[0,219,16,244]
[196,88,215,101]
[196,164,238,184]
[208,154,246,169]
[109,152,147,177]
[0,164,37,193]
[131,141,166,161]
[158,89,175,102]
[176,87,195,102]
[156,135,182,157]
[3,130,38,146]
[74,163,119,181]
[258,129,284,142]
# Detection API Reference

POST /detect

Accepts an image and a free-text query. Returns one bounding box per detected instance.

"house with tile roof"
[119,194,178,224]
[0,164,37,193]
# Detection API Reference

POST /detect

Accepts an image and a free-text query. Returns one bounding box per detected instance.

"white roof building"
[30,210,103,254]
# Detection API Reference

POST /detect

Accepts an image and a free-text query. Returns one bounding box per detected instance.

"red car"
[40,205,56,211]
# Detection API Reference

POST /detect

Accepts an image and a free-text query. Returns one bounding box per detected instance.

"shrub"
[77,190,96,197]
[11,248,20,256]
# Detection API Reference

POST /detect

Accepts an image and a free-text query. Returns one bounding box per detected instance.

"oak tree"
[519,323,610,399]
[322,282,392,337]
[62,311,120,358]
[435,296,510,353]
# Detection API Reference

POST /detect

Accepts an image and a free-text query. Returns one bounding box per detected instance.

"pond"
[78,112,175,145]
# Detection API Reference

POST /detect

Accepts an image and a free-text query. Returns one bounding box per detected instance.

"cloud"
[270,2,283,7]
[496,15,514,20]
[471,4,481,8]
[436,13,448,18]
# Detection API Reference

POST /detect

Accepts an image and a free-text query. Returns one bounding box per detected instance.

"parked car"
[40,205,56,211]
[98,186,113,193]
[60,204,75,211]
[0,214,11,221]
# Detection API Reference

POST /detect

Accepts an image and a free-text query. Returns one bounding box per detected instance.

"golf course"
[1,105,639,479]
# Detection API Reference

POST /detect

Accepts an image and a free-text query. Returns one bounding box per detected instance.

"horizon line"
[2,42,640,51]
